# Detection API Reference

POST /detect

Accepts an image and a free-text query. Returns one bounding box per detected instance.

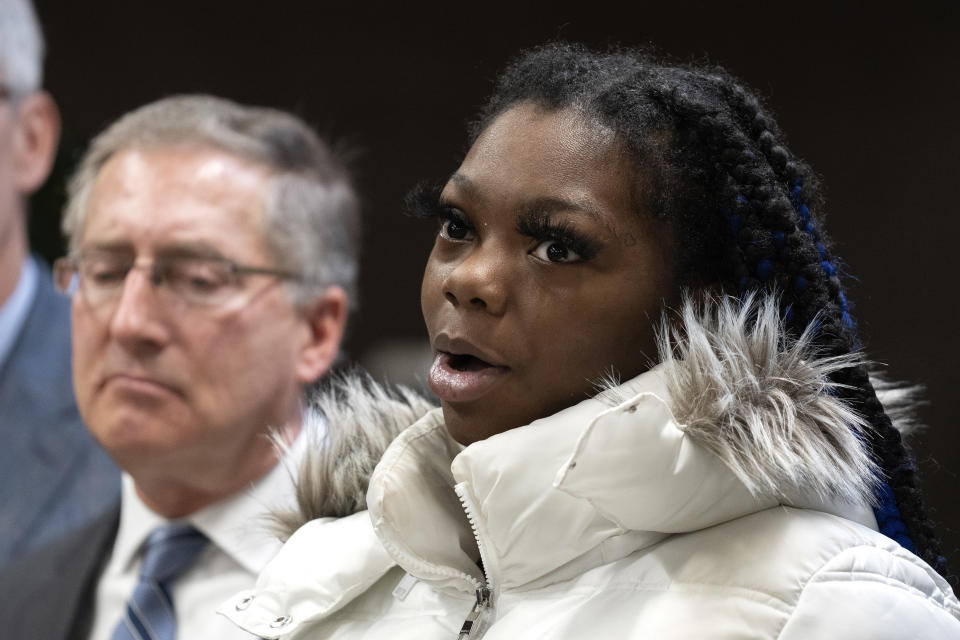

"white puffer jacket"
[220,379,466,639]
[223,297,960,639]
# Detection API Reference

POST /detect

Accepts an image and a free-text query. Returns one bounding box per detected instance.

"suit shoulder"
[0,503,119,637]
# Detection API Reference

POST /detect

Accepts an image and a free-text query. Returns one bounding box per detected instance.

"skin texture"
[422,104,676,444]
[71,146,346,517]
[0,84,59,304]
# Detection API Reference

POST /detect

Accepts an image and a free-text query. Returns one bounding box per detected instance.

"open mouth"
[447,352,494,372]
[428,350,509,403]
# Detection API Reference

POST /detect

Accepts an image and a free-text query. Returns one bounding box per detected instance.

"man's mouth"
[101,373,182,398]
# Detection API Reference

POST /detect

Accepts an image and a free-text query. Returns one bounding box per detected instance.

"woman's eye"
[531,240,583,263]
[439,213,473,241]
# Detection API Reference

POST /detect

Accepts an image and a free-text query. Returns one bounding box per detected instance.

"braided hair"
[469,42,948,580]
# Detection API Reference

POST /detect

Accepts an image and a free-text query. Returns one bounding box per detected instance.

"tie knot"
[139,523,208,583]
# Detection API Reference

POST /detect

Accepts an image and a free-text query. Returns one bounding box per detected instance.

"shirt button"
[270,615,293,628]
[235,595,255,611]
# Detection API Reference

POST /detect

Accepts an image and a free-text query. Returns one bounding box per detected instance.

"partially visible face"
[72,146,316,480]
[422,104,676,444]
[0,81,60,296]
[0,81,20,258]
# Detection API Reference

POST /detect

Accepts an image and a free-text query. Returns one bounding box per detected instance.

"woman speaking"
[224,43,960,639]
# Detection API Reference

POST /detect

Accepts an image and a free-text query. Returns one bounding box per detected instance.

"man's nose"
[107,267,172,349]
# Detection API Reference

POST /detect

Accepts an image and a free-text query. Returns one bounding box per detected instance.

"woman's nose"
[442,244,508,316]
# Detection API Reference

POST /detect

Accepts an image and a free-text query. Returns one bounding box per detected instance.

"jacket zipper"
[375,528,482,592]
[454,483,496,639]
[457,587,492,639]
[376,482,496,639]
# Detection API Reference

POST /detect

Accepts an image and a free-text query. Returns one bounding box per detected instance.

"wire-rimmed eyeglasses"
[53,250,304,310]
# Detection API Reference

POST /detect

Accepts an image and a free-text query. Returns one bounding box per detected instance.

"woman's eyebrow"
[447,172,478,197]
[519,196,599,220]
[449,173,599,220]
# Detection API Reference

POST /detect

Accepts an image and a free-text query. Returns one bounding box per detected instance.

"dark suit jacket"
[0,260,120,566]
[0,501,118,638]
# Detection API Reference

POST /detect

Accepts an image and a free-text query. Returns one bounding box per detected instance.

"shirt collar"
[111,427,308,576]
[191,431,306,574]
[0,256,38,369]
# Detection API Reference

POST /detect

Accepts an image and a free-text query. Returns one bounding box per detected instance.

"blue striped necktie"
[110,523,209,640]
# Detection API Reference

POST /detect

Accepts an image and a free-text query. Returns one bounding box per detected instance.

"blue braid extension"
[875,483,917,552]
[790,181,855,330]
[790,179,919,553]
[728,195,748,291]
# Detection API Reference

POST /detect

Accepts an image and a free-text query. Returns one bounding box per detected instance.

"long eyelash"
[404,181,474,236]
[516,213,601,260]
[403,181,446,220]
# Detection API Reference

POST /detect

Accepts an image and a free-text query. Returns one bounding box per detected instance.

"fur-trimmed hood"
[226,293,956,639]
[273,373,436,538]
[284,293,902,539]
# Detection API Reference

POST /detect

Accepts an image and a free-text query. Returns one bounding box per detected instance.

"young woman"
[223,43,960,639]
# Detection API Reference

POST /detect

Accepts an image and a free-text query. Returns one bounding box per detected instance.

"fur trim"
[272,369,436,539]
[641,293,877,505]
[870,372,925,436]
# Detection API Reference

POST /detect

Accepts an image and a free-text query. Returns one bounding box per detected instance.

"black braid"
[471,42,950,582]
[716,76,947,575]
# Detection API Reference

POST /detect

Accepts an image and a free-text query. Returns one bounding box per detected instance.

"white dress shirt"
[89,432,307,640]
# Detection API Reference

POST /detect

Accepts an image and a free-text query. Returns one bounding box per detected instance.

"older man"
[0,95,358,639]
[0,0,119,565]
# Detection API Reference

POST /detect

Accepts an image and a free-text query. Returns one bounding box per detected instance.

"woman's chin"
[441,406,486,446]
[440,403,526,446]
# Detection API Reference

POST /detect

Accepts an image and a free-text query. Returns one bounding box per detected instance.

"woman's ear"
[12,91,60,194]
[294,286,348,385]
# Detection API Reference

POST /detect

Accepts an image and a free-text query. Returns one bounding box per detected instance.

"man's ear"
[13,91,60,194]
[295,285,348,384]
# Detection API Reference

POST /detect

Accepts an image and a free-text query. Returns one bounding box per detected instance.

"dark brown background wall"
[30,1,960,574]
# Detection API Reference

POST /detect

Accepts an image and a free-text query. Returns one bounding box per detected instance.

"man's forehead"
[100,145,272,190]
[80,146,273,258]
[89,146,272,213]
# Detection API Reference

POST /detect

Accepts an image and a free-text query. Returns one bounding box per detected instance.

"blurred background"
[30,1,959,571]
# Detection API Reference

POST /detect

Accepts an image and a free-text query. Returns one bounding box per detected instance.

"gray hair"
[62,94,360,307]
[0,0,44,96]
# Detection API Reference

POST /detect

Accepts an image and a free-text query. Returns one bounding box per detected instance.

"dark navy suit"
[0,260,119,567]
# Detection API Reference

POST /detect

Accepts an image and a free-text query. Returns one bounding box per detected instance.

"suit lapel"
[0,271,94,558]
[0,502,119,639]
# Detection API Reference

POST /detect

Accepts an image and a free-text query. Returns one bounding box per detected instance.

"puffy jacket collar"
[218,376,442,638]
[218,512,394,639]
[271,371,437,538]
[368,294,882,595]
[367,363,773,594]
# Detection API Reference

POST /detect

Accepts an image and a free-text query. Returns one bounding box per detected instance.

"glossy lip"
[428,333,510,404]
